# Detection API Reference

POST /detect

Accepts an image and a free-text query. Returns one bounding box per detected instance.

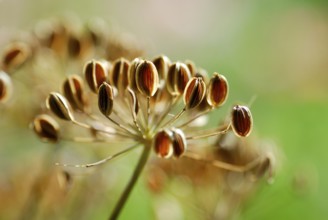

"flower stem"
[109,144,151,220]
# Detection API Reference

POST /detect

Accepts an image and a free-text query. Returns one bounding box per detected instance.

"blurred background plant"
[0,0,327,219]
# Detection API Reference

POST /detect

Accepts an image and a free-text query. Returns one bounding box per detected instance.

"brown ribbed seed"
[84,60,107,93]
[171,128,187,158]
[231,105,253,137]
[111,58,130,91]
[2,42,31,72]
[0,71,12,103]
[46,92,74,121]
[185,60,196,76]
[153,55,171,81]
[98,82,114,117]
[153,130,174,158]
[33,114,59,142]
[206,73,229,108]
[62,75,85,111]
[67,34,82,58]
[128,58,142,91]
[136,60,159,97]
[183,77,206,109]
[167,62,191,95]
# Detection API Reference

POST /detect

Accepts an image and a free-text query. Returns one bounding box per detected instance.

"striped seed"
[136,60,159,97]
[33,114,59,142]
[206,73,228,108]
[46,92,74,121]
[98,82,114,117]
[231,105,253,137]
[183,77,206,110]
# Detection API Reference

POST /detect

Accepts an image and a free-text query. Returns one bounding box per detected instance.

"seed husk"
[98,82,114,117]
[153,130,174,158]
[67,34,82,58]
[33,114,60,142]
[206,73,229,108]
[84,59,108,93]
[46,92,74,121]
[167,62,191,95]
[0,71,13,103]
[128,58,142,91]
[1,42,31,72]
[231,105,253,137]
[136,60,159,97]
[111,58,130,91]
[183,77,206,110]
[171,128,187,158]
[251,154,274,180]
[85,18,107,46]
[185,60,196,76]
[62,74,86,111]
[153,55,171,81]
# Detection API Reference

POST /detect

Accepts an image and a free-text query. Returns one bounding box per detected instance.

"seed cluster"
[0,17,276,220]
[34,54,254,161]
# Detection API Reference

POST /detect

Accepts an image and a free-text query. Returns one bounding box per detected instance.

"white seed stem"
[186,124,231,140]
[55,143,140,168]
[184,151,263,173]
[72,119,131,138]
[177,108,211,128]
[152,96,179,131]
[147,96,150,130]
[162,107,186,128]
[105,116,139,139]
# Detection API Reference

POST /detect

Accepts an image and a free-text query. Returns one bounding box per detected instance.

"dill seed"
[231,105,253,137]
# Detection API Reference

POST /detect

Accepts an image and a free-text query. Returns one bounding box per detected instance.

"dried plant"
[0,17,276,220]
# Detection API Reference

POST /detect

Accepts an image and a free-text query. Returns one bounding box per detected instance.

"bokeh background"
[1,0,327,219]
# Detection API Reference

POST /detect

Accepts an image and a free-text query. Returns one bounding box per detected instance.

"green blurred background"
[1,0,327,219]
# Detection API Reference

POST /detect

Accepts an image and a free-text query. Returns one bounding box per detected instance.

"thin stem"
[72,119,131,138]
[152,96,179,131]
[105,116,139,139]
[109,144,152,220]
[162,107,186,128]
[56,144,140,168]
[186,124,230,140]
[147,96,150,130]
[177,108,211,128]
[184,151,263,172]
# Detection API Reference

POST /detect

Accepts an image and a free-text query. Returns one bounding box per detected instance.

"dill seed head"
[84,59,108,93]
[206,73,229,108]
[231,105,253,137]
[1,42,31,73]
[171,128,187,158]
[185,60,197,76]
[152,55,171,81]
[0,16,275,220]
[167,62,191,96]
[111,58,130,92]
[46,92,74,121]
[98,82,114,117]
[183,77,206,110]
[62,74,86,111]
[67,34,82,58]
[153,129,174,158]
[128,58,143,91]
[32,114,59,142]
[135,60,159,97]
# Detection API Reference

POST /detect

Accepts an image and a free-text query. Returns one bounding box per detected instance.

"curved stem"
[109,144,151,220]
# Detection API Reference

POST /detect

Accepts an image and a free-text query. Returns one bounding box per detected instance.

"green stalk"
[109,144,151,220]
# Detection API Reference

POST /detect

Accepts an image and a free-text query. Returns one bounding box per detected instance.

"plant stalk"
[109,144,151,220]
